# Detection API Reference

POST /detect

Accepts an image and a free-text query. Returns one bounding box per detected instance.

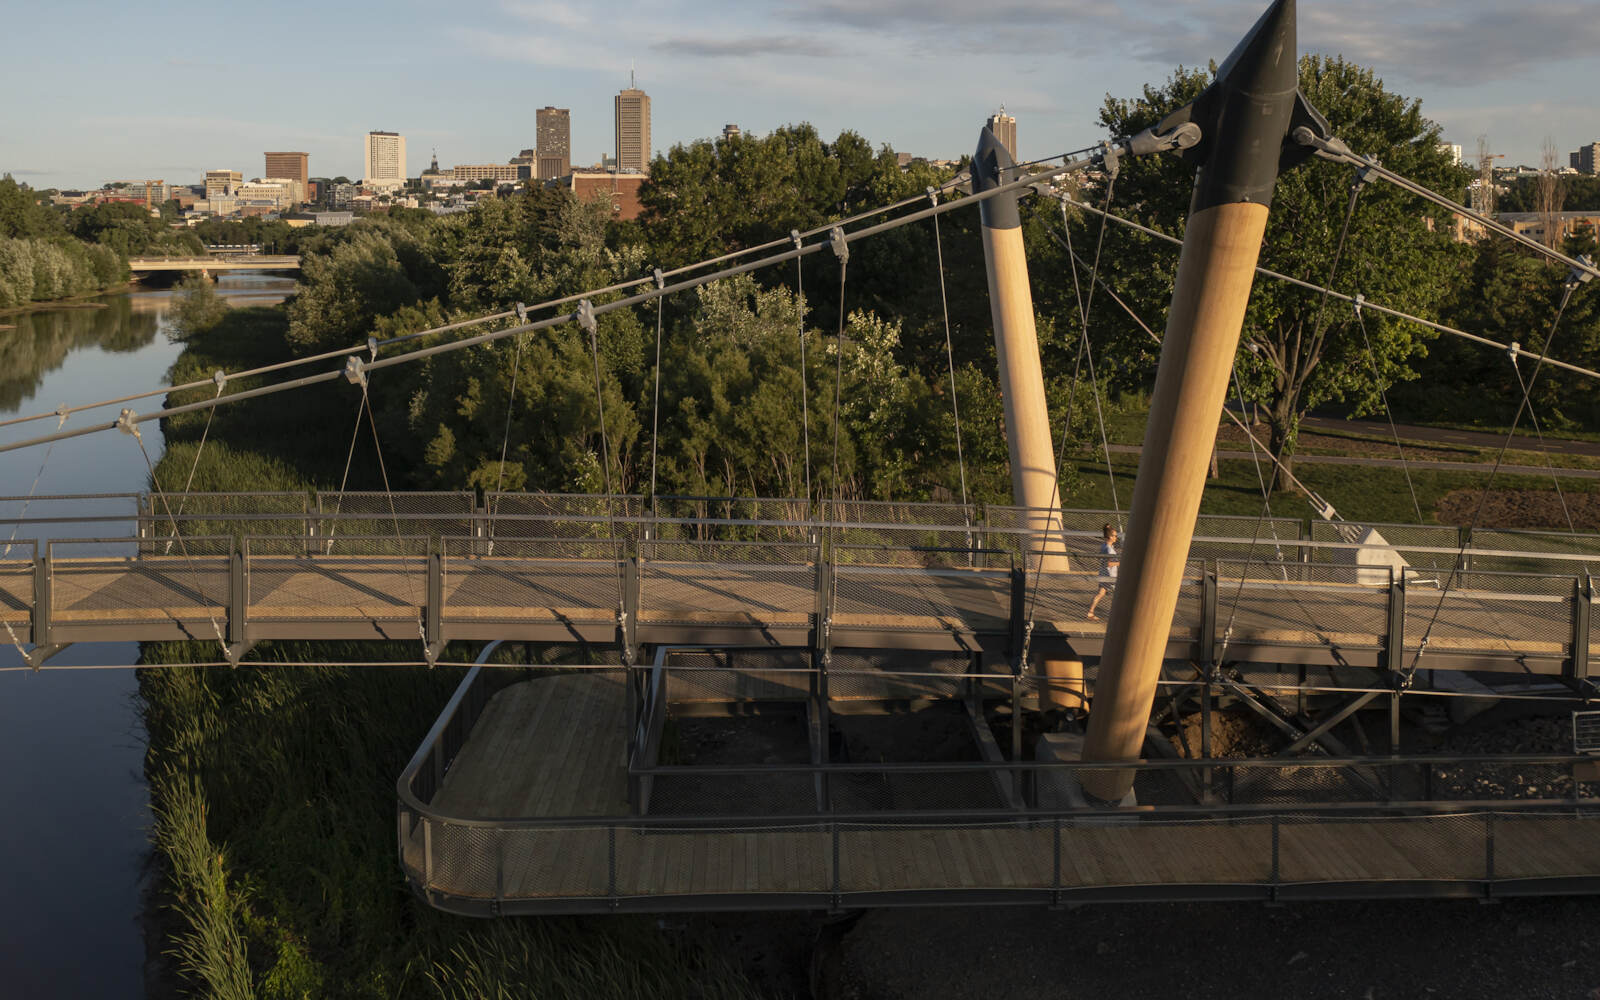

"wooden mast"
[973,127,1085,713]
[1080,0,1304,800]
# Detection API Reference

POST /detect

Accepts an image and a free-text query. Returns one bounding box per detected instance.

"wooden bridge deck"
[402,675,1600,912]
[10,551,1588,673]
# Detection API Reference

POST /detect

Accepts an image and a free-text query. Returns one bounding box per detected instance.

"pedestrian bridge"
[5,490,1599,679]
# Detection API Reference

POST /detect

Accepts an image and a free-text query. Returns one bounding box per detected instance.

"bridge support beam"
[1081,0,1306,803]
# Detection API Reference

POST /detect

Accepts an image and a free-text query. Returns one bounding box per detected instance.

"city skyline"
[3,1,1598,190]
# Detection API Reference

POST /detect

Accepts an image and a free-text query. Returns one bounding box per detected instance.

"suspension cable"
[929,195,969,517]
[1351,298,1426,527]
[0,153,1106,461]
[358,379,428,648]
[1057,195,1600,386]
[648,271,665,502]
[1404,282,1580,684]
[795,234,812,511]
[323,390,369,555]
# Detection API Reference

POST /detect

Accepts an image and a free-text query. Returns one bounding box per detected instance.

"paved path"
[1106,444,1600,480]
[1301,416,1600,459]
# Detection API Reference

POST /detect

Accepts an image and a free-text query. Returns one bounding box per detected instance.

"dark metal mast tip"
[972,125,1023,230]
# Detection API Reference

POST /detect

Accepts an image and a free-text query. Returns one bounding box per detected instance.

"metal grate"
[1575,711,1600,755]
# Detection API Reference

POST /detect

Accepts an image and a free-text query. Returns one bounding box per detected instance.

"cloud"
[652,35,837,58]
[499,0,591,30]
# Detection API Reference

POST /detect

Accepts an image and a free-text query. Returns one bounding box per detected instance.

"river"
[0,273,296,998]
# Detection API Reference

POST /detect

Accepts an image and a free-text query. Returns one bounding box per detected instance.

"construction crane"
[1472,135,1504,216]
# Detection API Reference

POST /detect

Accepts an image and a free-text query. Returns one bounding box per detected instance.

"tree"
[1089,57,1470,488]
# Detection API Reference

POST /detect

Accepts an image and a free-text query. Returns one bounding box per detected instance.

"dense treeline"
[0,174,205,308]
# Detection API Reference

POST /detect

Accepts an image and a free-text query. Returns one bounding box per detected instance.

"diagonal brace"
[1278,690,1380,756]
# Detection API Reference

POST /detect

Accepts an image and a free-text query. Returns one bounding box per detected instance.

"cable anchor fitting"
[1353,159,1381,194]
[1098,141,1121,182]
[576,299,597,337]
[925,185,940,208]
[1569,255,1596,292]
[343,355,368,388]
[367,336,379,361]
[515,301,528,323]
[211,370,227,394]
[1351,293,1365,318]
[115,408,140,438]
[1507,341,1522,368]
[828,227,848,266]
[652,267,664,290]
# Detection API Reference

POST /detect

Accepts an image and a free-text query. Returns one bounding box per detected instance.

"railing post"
[1007,567,1026,670]
[228,539,247,645]
[621,555,640,665]
[1570,575,1592,682]
[1385,566,1406,676]
[1201,560,1218,666]
[1051,814,1062,907]
[1269,813,1280,902]
[426,538,443,650]
[1484,812,1496,895]
[814,551,833,672]
[31,551,50,648]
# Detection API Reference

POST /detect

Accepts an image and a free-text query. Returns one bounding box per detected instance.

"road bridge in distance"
[126,254,299,274]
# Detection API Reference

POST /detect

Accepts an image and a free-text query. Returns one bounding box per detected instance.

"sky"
[2,0,1597,191]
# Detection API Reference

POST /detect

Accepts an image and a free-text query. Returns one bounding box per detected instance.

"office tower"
[536,106,571,180]
[204,169,241,200]
[614,76,651,174]
[363,130,407,190]
[986,107,1017,160]
[264,151,309,192]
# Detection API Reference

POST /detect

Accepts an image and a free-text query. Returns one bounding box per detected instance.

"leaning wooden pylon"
[973,126,1086,712]
[1080,0,1320,800]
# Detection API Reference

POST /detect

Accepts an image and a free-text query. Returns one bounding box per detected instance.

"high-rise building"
[986,107,1017,160]
[537,107,571,180]
[204,169,241,200]
[264,151,309,193]
[614,78,651,174]
[1573,142,1600,176]
[722,123,741,142]
[364,131,407,190]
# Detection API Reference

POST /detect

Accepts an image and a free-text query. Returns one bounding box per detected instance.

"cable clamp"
[790,229,803,252]
[367,336,379,361]
[828,227,849,266]
[1353,159,1380,193]
[653,267,664,290]
[1118,121,1201,158]
[53,403,69,428]
[925,185,940,208]
[116,408,139,437]
[211,370,227,394]
[343,355,368,388]
[515,301,528,323]
[1507,341,1522,366]
[576,299,597,336]
[1099,141,1121,181]
[1351,293,1365,318]
[1569,255,1595,291]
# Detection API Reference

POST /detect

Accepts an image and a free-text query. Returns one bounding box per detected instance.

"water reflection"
[0,271,293,999]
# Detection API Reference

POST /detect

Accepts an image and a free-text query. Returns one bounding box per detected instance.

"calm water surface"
[0,273,294,997]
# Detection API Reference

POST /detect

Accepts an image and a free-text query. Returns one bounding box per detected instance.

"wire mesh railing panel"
[615,822,832,896]
[649,497,811,542]
[1060,815,1275,887]
[1191,514,1304,562]
[420,820,504,898]
[1470,529,1600,576]
[1311,521,1463,574]
[1215,561,1388,651]
[984,507,1101,562]
[640,539,815,627]
[320,491,476,542]
[443,548,622,626]
[837,820,1052,892]
[1402,571,1573,656]
[1173,564,1204,639]
[1024,569,1102,630]
[487,493,641,540]
[247,540,427,621]
[1224,763,1388,805]
[0,542,35,633]
[833,563,1011,634]
[825,651,970,701]
[50,537,229,626]
[498,825,613,898]
[141,491,311,543]
[1277,812,1488,883]
[1492,811,1600,879]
